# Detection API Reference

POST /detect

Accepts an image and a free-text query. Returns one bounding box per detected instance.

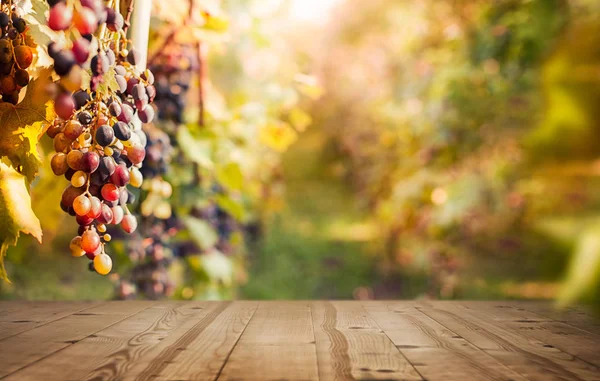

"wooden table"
[0,301,598,381]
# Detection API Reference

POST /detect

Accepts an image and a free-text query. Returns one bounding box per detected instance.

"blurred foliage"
[302,0,600,304]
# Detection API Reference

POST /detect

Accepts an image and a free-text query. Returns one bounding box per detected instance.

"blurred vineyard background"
[1,0,600,307]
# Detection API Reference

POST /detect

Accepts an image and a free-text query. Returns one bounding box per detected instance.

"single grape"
[7,28,18,40]
[73,194,91,216]
[48,2,73,31]
[76,214,94,226]
[14,46,33,69]
[109,101,122,117]
[106,49,116,66]
[82,151,100,173]
[141,69,155,85]
[129,167,143,188]
[95,125,114,146]
[101,183,119,202]
[67,150,84,170]
[53,132,72,153]
[98,155,117,177]
[72,38,91,64]
[106,10,124,32]
[121,214,138,233]
[113,121,131,141]
[73,90,90,109]
[13,17,26,33]
[51,153,69,176]
[138,105,155,123]
[14,69,29,87]
[78,111,93,125]
[70,236,86,257]
[87,196,102,219]
[61,185,85,208]
[54,93,75,119]
[91,54,109,76]
[127,145,146,165]
[145,85,156,100]
[118,187,128,205]
[73,7,98,35]
[126,77,139,94]
[115,75,127,93]
[1,76,17,94]
[114,65,126,76]
[110,164,130,187]
[71,170,88,188]
[111,205,124,224]
[97,204,114,224]
[81,229,100,253]
[63,120,83,140]
[93,253,112,275]
[53,50,76,76]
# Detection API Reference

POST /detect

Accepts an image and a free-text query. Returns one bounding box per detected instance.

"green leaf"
[215,194,245,221]
[177,127,213,169]
[182,216,218,250]
[557,223,600,307]
[0,162,42,282]
[216,162,243,191]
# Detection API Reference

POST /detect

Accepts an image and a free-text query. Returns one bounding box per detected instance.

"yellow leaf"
[0,69,54,183]
[0,162,42,282]
[259,122,297,152]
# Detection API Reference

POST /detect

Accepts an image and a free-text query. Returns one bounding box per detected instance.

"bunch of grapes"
[45,0,156,275]
[0,1,33,104]
[115,125,177,299]
[116,214,179,299]
[149,44,197,123]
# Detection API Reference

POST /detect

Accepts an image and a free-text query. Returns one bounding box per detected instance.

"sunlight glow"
[289,0,343,23]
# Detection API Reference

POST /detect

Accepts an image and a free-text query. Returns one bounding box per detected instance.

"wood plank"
[0,301,103,340]
[0,301,153,379]
[123,301,257,381]
[459,302,600,367]
[215,302,317,381]
[366,302,531,381]
[1,301,194,381]
[516,301,600,336]
[76,301,222,381]
[238,301,313,344]
[419,302,600,381]
[313,301,423,380]
[218,345,318,381]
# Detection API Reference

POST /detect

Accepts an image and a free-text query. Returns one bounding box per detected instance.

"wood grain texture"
[146,301,257,381]
[313,301,423,380]
[218,345,319,381]
[419,302,599,381]
[0,301,103,341]
[0,301,597,381]
[217,302,318,381]
[458,302,600,367]
[366,302,530,381]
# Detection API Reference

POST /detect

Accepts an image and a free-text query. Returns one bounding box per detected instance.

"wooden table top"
[0,301,598,381]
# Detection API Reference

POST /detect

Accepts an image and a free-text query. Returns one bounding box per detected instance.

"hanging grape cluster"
[45,0,156,275]
[116,125,178,299]
[149,44,197,124]
[0,1,33,104]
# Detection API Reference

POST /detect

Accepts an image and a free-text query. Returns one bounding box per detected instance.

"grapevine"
[45,0,155,275]
[0,0,34,104]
